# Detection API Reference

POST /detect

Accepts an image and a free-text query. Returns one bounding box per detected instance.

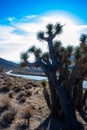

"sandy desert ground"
[0,72,87,130]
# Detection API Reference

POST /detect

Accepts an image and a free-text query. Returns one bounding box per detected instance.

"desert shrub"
[14,87,21,93]
[21,107,33,127]
[34,87,41,94]
[0,85,10,93]
[0,109,16,128]
[0,98,10,113]
[16,92,26,100]
[19,96,26,104]
[28,85,33,89]
[21,107,33,119]
[21,86,25,91]
[25,90,32,97]
[28,81,34,86]
[33,84,38,87]
[39,79,47,88]
[25,85,33,89]
[15,122,28,130]
[8,91,14,98]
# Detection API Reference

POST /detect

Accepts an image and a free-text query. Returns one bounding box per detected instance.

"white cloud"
[0,12,87,62]
[23,15,37,20]
[7,17,15,22]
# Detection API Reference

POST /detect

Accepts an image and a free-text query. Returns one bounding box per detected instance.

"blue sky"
[0,0,87,22]
[0,0,87,62]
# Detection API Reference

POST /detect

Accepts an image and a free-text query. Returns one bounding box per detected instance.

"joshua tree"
[20,23,87,130]
[75,34,87,111]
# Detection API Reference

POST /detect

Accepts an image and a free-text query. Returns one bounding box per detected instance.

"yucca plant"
[40,79,47,88]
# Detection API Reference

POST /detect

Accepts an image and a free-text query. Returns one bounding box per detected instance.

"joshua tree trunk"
[82,90,87,112]
[76,82,83,111]
[47,71,78,130]
[48,77,61,116]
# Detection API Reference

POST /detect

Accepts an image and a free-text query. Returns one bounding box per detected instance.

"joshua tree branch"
[25,61,39,68]
[47,37,58,69]
[38,58,48,75]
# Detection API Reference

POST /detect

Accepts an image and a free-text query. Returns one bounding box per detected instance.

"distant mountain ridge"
[0,57,19,70]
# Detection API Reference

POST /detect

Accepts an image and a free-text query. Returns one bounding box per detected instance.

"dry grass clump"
[0,98,11,114]
[0,107,16,128]
[0,75,14,93]
[0,73,50,130]
[15,122,28,130]
[16,91,27,104]
[27,81,35,86]
[4,78,13,87]
[0,83,10,93]
[33,83,38,87]
[11,82,24,93]
[22,106,33,117]
[7,77,14,85]
[21,106,33,127]
[16,91,26,100]
[8,90,14,98]
[25,84,33,89]
[34,87,42,94]
[19,96,26,104]
[13,86,21,93]
[25,90,32,97]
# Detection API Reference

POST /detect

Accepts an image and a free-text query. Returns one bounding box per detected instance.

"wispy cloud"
[0,12,87,62]
[7,17,15,22]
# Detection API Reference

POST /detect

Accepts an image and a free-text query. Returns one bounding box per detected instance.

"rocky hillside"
[0,57,19,70]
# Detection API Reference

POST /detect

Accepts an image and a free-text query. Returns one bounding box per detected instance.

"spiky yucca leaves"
[20,46,42,68]
[66,45,73,55]
[42,52,49,63]
[80,34,87,56]
[20,52,29,62]
[74,46,81,60]
[40,79,47,88]
[20,52,29,68]
[54,41,62,53]
[28,45,36,53]
[54,40,62,48]
[55,23,63,34]
[80,34,87,43]
[37,23,63,41]
[34,48,42,58]
[28,46,42,58]
[46,23,53,35]
[37,31,45,41]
